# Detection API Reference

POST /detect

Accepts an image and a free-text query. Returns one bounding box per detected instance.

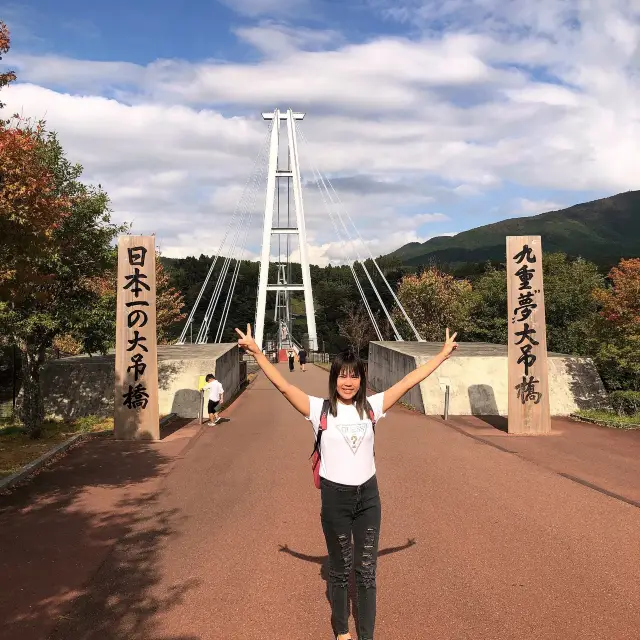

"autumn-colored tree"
[592,258,640,390]
[156,257,187,344]
[0,121,123,437]
[0,22,16,110]
[52,333,83,356]
[394,268,473,341]
[0,122,72,291]
[594,259,640,327]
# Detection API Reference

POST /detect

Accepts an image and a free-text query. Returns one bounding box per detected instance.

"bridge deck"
[1,364,639,639]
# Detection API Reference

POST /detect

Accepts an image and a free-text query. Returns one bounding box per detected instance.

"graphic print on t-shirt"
[338,423,368,454]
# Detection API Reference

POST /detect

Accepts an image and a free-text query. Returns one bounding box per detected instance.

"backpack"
[310,398,377,489]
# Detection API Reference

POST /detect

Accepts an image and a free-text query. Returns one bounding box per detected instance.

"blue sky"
[8,0,403,62]
[3,0,637,264]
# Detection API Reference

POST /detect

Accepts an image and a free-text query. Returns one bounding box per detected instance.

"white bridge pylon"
[176,109,424,349]
[254,109,317,351]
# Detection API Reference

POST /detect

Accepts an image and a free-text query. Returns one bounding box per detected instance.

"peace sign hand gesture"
[235,323,260,355]
[440,328,459,360]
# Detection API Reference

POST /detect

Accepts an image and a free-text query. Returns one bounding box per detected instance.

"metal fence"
[240,351,368,375]
[309,351,330,363]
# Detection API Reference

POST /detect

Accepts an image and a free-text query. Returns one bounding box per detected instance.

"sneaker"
[206,421,215,426]
[213,417,221,424]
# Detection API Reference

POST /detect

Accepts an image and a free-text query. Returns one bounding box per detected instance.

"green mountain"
[389,191,640,269]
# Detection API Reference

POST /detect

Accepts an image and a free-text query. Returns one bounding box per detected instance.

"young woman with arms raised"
[235,324,458,640]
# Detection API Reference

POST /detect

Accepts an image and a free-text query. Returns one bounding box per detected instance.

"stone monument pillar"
[114,235,160,440]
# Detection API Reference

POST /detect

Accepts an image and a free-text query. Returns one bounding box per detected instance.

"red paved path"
[1,364,639,639]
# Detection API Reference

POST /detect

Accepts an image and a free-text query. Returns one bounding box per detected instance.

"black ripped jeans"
[320,474,381,640]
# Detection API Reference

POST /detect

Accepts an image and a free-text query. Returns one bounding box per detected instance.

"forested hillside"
[389,191,640,272]
[161,255,411,352]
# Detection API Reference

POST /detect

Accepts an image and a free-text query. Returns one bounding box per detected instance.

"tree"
[0,22,16,110]
[337,301,376,355]
[154,256,187,343]
[54,253,187,350]
[394,268,473,340]
[542,253,604,355]
[467,262,508,344]
[0,121,72,289]
[592,258,640,390]
[466,255,605,353]
[0,122,123,437]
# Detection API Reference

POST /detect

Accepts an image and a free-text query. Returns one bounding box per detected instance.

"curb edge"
[1,413,179,493]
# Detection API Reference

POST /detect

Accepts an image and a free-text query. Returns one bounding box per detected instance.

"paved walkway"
[1,365,639,639]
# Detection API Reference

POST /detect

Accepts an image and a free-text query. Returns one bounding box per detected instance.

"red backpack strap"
[320,399,330,431]
[366,399,377,457]
[366,399,376,433]
[311,399,331,458]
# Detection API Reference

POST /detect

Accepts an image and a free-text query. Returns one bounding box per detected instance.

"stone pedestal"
[40,344,240,421]
[367,341,607,417]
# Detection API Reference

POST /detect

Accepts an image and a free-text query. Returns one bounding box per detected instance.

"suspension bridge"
[176,108,422,357]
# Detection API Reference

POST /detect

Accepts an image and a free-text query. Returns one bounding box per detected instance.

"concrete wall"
[40,344,241,420]
[368,341,608,416]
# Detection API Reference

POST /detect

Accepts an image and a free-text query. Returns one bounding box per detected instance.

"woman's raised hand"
[235,323,260,355]
[440,328,459,359]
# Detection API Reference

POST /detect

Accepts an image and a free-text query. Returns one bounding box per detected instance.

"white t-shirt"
[306,393,386,486]
[204,380,224,402]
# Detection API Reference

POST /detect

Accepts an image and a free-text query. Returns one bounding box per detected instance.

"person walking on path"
[203,373,224,425]
[298,347,307,372]
[235,323,458,640]
[288,350,296,372]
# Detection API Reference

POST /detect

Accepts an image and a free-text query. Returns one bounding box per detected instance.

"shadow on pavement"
[278,538,416,634]
[0,437,200,640]
[470,415,509,432]
[160,417,194,439]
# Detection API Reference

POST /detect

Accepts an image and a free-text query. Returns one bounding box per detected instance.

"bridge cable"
[306,161,383,341]
[177,122,273,344]
[299,127,424,342]
[199,153,266,343]
[214,152,267,342]
[299,129,401,341]
[196,134,270,343]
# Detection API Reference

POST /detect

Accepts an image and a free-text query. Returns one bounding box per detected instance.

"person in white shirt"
[235,323,458,640]
[203,373,224,425]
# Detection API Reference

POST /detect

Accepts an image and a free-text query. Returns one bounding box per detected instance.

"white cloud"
[4,0,640,265]
[11,55,143,91]
[514,198,564,216]
[234,22,343,57]
[217,0,310,18]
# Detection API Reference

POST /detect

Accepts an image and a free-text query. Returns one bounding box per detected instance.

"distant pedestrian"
[203,373,224,425]
[288,350,295,372]
[298,347,307,372]
[235,323,458,640]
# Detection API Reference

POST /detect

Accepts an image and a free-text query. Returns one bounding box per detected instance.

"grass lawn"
[574,409,640,430]
[0,416,113,479]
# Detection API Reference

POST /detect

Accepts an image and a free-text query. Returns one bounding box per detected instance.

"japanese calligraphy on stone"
[122,247,151,410]
[511,243,542,405]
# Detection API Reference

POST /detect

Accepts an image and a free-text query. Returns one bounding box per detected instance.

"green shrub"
[609,390,640,416]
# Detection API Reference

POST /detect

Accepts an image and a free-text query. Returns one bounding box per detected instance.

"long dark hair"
[328,349,367,418]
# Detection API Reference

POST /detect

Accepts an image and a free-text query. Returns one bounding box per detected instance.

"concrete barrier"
[367,341,608,416]
[39,344,240,420]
